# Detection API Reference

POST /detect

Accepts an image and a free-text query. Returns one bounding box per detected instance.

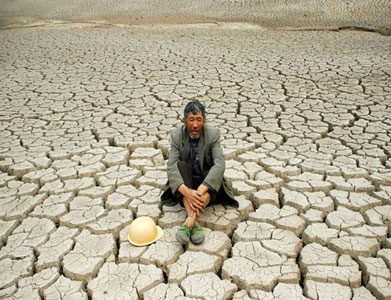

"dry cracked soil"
[0,22,390,299]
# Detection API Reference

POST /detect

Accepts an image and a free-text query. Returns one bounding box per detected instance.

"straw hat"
[128,216,163,246]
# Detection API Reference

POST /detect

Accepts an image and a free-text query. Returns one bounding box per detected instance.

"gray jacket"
[161,124,238,207]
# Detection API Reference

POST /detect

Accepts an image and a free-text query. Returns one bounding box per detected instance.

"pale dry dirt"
[0,5,391,300]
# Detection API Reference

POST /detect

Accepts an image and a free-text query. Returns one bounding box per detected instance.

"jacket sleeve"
[203,128,225,191]
[166,129,184,193]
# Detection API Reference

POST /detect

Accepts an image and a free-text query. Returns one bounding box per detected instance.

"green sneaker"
[176,224,192,245]
[190,222,205,245]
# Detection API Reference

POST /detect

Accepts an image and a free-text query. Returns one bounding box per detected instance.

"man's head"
[184,100,205,139]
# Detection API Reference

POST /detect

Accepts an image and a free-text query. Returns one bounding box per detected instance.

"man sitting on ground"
[161,99,238,245]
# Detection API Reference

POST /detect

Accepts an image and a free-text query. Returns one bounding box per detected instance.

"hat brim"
[128,225,164,247]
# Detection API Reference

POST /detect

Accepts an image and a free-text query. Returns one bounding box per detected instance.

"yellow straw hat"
[128,216,163,246]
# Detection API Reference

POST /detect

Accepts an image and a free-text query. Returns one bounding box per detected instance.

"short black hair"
[184,99,206,120]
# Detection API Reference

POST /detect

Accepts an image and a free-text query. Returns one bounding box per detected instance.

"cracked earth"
[0,23,390,299]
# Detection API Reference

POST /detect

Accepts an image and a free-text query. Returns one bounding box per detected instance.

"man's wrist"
[197,184,209,195]
[178,184,187,195]
[202,181,215,193]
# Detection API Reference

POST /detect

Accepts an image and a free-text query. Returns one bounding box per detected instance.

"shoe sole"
[191,237,205,245]
[176,233,189,245]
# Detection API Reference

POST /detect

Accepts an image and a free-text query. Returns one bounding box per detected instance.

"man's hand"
[193,184,209,216]
[178,184,204,212]
[196,183,209,196]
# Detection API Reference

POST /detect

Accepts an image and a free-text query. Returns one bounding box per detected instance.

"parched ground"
[0,23,391,299]
[1,0,391,34]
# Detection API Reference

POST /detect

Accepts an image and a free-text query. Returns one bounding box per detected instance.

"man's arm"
[166,129,184,194]
[202,128,225,192]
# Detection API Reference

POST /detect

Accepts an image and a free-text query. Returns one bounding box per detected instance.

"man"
[161,100,238,245]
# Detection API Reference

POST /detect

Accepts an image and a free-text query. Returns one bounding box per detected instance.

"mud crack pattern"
[0,25,390,299]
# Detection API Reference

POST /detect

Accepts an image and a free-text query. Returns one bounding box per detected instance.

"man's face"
[185,111,204,139]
